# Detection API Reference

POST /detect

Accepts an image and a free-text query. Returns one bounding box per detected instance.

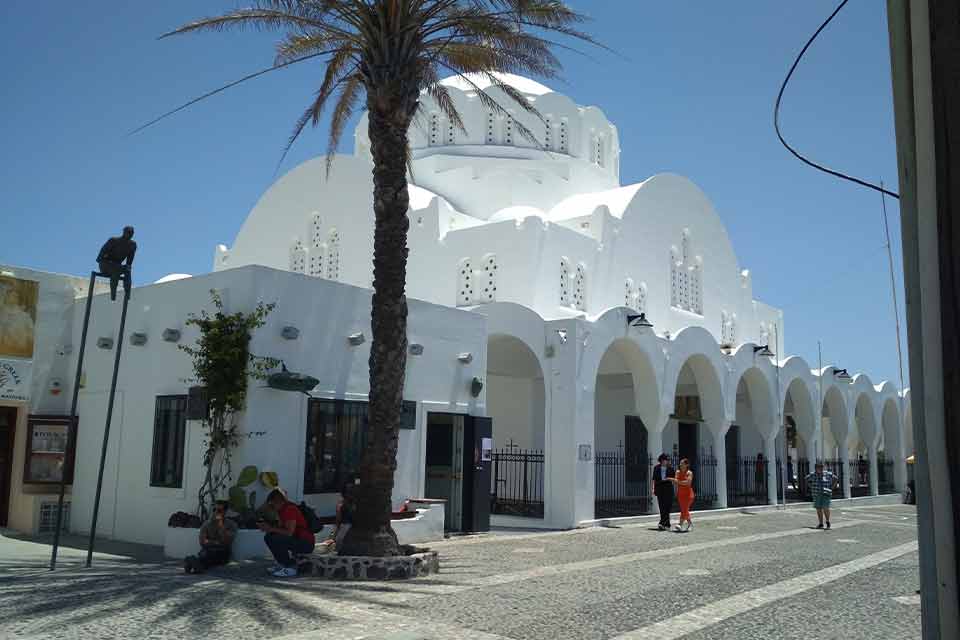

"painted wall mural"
[0,275,38,358]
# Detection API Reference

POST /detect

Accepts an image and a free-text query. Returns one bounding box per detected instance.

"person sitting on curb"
[259,488,316,577]
[319,480,355,552]
[185,500,236,574]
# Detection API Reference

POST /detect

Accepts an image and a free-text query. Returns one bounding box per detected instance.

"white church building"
[0,74,911,543]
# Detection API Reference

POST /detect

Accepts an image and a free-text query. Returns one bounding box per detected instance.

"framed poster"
[24,415,76,485]
[0,275,39,359]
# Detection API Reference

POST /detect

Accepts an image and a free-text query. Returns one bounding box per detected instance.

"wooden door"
[0,407,17,526]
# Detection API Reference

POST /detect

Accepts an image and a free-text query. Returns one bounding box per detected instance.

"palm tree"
[159,0,598,557]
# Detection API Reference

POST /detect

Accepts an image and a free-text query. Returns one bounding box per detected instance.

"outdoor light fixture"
[754,344,775,358]
[162,328,181,343]
[457,352,473,364]
[130,332,148,346]
[96,337,114,350]
[267,363,319,393]
[833,368,853,382]
[627,313,653,329]
[556,329,568,344]
[281,326,300,340]
[721,344,735,354]
[348,332,365,346]
[409,343,424,356]
[471,376,484,397]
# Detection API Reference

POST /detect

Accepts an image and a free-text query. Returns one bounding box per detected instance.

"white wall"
[67,266,486,546]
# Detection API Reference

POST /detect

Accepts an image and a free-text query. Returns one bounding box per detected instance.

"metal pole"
[85,284,130,567]
[776,324,787,508]
[50,271,97,571]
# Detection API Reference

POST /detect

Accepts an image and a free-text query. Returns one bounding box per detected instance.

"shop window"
[24,415,77,485]
[304,399,416,493]
[150,396,187,488]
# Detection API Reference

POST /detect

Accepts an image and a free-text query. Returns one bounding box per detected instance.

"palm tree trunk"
[338,93,415,557]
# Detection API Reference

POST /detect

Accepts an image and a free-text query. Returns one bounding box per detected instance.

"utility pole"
[887,1,960,636]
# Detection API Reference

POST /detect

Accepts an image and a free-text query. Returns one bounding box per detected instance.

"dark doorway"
[679,422,699,465]
[725,424,740,460]
[624,416,648,484]
[0,407,17,527]
[424,412,491,533]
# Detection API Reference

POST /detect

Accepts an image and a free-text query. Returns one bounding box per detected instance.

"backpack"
[298,501,324,533]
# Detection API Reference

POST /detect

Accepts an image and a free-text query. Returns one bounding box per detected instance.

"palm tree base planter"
[295,546,439,580]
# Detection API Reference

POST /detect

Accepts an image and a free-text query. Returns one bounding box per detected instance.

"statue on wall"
[96,226,136,301]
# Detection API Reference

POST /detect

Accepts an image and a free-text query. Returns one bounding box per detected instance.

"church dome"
[438,72,554,97]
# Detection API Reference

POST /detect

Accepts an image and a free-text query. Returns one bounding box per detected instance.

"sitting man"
[259,488,315,577]
[96,226,136,301]
[185,500,236,574]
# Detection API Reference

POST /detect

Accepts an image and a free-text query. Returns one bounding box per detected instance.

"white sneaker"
[270,566,297,578]
[683,521,691,532]
[673,524,682,532]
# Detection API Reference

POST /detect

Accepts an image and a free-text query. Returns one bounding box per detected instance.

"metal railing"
[595,450,652,518]
[727,456,771,507]
[849,458,871,497]
[490,448,545,518]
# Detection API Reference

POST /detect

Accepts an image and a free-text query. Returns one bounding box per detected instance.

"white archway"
[879,397,904,492]
[593,337,660,518]
[851,392,877,496]
[728,366,776,506]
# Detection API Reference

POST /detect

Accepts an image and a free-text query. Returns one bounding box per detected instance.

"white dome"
[488,205,547,223]
[154,273,192,284]
[439,72,553,97]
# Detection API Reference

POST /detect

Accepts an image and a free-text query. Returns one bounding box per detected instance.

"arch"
[879,396,903,492]
[852,392,878,452]
[661,327,726,428]
[821,383,849,460]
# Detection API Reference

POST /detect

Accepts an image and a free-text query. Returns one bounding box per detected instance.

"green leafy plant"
[179,290,278,520]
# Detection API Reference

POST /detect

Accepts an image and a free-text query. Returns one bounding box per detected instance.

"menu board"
[26,420,72,483]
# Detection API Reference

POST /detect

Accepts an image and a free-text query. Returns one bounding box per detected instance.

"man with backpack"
[258,488,315,577]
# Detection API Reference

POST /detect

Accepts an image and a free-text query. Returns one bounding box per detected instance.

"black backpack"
[298,501,324,533]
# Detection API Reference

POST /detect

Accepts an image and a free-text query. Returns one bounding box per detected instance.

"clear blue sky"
[0,1,906,388]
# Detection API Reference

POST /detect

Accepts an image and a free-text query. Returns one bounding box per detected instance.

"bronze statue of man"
[97,226,136,301]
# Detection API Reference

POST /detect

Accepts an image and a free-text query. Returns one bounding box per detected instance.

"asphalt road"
[0,502,920,640]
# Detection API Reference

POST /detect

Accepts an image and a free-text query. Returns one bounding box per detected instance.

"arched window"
[457,258,473,307]
[573,263,587,311]
[559,258,571,306]
[481,254,497,302]
[670,230,703,315]
[289,239,306,274]
[326,230,341,280]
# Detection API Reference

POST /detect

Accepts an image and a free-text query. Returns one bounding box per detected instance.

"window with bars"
[304,398,415,493]
[150,395,187,488]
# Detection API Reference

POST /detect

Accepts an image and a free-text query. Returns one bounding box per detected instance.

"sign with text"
[0,358,32,402]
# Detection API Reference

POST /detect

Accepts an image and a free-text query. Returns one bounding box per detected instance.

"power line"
[774,0,900,200]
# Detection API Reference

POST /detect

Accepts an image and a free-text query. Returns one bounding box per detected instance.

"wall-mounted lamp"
[96,337,114,350]
[627,313,653,329]
[556,329,568,344]
[162,328,181,343]
[281,326,300,340]
[348,332,365,346]
[409,343,424,356]
[721,343,735,355]
[753,344,775,358]
[457,352,473,364]
[833,368,853,382]
[130,332,148,346]
[470,376,484,397]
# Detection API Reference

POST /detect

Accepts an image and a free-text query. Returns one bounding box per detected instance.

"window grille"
[150,395,187,488]
[38,502,70,533]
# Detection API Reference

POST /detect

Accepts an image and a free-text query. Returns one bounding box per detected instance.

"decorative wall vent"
[559,258,571,307]
[545,116,553,151]
[456,254,497,306]
[326,230,341,281]
[289,239,306,274]
[559,120,569,153]
[721,311,737,346]
[573,263,587,311]
[670,229,703,315]
[486,112,496,144]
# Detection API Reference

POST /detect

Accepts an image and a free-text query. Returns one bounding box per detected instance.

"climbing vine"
[179,290,277,520]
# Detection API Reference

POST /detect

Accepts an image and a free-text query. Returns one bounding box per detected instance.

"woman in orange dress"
[671,458,695,532]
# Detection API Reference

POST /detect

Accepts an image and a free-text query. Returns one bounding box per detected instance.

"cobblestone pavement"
[0,504,920,640]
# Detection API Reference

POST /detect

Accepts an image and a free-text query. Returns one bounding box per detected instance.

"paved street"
[0,503,920,640]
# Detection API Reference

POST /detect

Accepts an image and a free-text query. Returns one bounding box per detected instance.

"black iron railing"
[727,456,771,507]
[490,448,545,518]
[878,459,896,494]
[595,450,652,518]
[849,458,871,497]
[777,458,812,502]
